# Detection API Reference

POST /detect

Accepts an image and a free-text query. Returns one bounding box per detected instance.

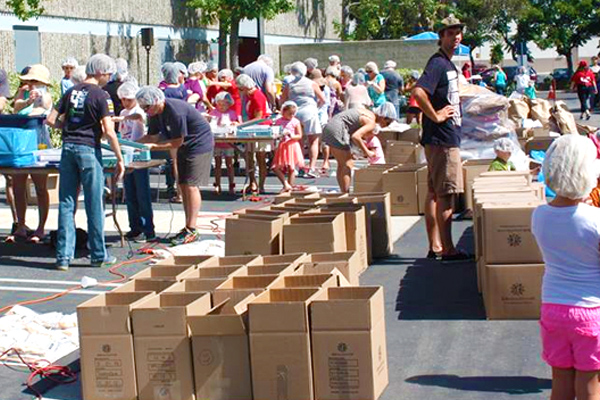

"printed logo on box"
[507,233,522,247]
[337,342,348,353]
[198,349,214,366]
[102,344,111,353]
[510,283,526,297]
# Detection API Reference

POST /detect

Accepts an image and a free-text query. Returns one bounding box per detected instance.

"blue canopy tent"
[405,32,471,56]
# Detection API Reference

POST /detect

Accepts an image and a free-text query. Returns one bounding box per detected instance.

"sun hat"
[438,14,465,34]
[20,64,52,85]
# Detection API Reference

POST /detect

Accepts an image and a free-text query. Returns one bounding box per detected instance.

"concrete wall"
[280,40,438,73]
[266,0,341,41]
[0,31,15,73]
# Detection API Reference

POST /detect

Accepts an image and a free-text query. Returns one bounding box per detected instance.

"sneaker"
[441,251,474,264]
[170,227,200,246]
[125,231,143,241]
[56,261,69,271]
[136,232,158,243]
[305,169,319,179]
[91,255,118,268]
[297,169,306,178]
[426,250,441,260]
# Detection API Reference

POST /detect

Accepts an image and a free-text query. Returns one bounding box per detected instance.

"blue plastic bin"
[0,116,46,167]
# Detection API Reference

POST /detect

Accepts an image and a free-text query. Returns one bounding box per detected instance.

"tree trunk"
[218,17,228,69]
[229,15,241,69]
[564,48,574,77]
[469,50,475,71]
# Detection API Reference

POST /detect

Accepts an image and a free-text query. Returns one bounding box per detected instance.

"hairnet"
[328,55,340,63]
[214,91,234,105]
[217,68,234,80]
[173,61,188,78]
[161,62,180,84]
[85,54,117,76]
[236,74,256,90]
[188,61,207,75]
[373,102,397,120]
[71,66,87,84]
[257,54,273,68]
[281,100,298,111]
[304,58,318,70]
[544,134,596,200]
[113,58,128,82]
[136,86,165,107]
[62,57,79,67]
[341,65,353,76]
[206,62,218,72]
[383,60,397,69]
[325,66,339,78]
[117,81,139,99]
[410,70,420,80]
[290,61,307,78]
[493,137,514,153]
[352,73,365,86]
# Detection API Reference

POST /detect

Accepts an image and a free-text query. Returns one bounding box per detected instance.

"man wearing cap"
[381,60,404,118]
[413,15,470,262]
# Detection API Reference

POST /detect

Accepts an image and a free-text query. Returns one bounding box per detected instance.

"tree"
[523,0,600,75]
[490,43,504,65]
[188,0,294,68]
[6,0,44,20]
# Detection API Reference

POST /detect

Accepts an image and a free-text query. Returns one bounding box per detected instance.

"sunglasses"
[141,104,153,112]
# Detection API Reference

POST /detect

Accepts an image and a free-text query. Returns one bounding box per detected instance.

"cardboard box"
[225,213,287,256]
[311,287,388,400]
[484,264,544,319]
[163,278,229,293]
[350,193,393,258]
[299,251,362,286]
[213,274,285,305]
[353,165,395,193]
[188,295,255,400]
[153,255,214,267]
[178,264,247,280]
[525,137,555,154]
[246,263,297,276]
[253,253,308,268]
[482,203,543,264]
[382,166,420,216]
[270,203,318,215]
[294,264,352,287]
[112,278,178,294]
[233,208,290,219]
[283,273,338,289]
[129,265,197,281]
[478,170,533,184]
[272,191,320,204]
[385,141,423,165]
[283,214,347,254]
[462,159,495,211]
[78,292,154,400]
[249,288,327,400]
[307,204,369,272]
[397,127,421,144]
[131,292,212,400]
[417,166,428,215]
[26,173,59,205]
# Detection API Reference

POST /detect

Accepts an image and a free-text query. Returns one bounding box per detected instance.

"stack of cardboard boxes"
[472,171,546,319]
[78,254,389,400]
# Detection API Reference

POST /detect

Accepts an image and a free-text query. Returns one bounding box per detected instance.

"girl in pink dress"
[272,101,305,192]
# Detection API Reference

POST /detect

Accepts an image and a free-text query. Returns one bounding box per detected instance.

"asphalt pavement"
[0,89,592,400]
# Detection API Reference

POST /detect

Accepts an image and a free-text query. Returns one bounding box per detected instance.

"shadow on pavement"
[406,374,551,394]
[395,226,485,320]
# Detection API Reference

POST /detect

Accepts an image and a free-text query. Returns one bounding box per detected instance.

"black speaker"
[141,28,154,47]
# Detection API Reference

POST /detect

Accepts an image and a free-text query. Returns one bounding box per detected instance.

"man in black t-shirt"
[47,54,124,271]
[413,15,471,263]
[136,86,214,246]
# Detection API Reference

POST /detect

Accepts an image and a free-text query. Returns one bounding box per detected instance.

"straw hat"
[20,64,52,85]
[438,14,465,34]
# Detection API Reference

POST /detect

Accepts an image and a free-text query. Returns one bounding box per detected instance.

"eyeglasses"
[141,104,153,112]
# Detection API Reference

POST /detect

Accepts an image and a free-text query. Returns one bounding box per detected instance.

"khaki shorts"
[425,145,463,196]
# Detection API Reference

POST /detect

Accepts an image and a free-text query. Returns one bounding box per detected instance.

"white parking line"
[0,286,105,295]
[0,278,121,287]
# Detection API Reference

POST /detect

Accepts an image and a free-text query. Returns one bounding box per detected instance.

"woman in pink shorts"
[532,134,600,400]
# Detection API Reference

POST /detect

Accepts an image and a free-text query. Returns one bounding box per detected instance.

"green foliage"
[6,0,44,20]
[490,43,504,65]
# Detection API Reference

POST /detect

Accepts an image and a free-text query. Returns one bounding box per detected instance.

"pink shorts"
[540,303,600,371]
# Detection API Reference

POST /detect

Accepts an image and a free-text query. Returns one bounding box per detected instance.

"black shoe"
[125,231,143,241]
[136,232,158,243]
[441,251,474,264]
[426,250,441,260]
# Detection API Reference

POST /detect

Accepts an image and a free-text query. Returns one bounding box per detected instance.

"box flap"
[255,253,308,266]
[188,294,255,336]
[311,286,384,331]
[112,278,177,293]
[165,278,229,293]
[216,275,284,290]
[78,292,154,335]
[180,264,247,279]
[246,263,296,276]
[153,254,214,266]
[283,274,338,289]
[130,265,195,280]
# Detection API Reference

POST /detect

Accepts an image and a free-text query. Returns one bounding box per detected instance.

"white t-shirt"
[119,105,147,141]
[515,74,530,94]
[532,203,600,307]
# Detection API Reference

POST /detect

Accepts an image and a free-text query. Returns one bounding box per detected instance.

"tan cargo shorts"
[425,145,464,197]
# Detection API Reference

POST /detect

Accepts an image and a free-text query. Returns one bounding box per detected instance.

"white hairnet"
[214,91,234,105]
[383,60,397,69]
[206,62,218,72]
[341,65,353,76]
[325,66,339,78]
[352,73,365,85]
[113,58,128,82]
[257,54,273,68]
[85,54,116,76]
[291,61,307,78]
[188,61,207,75]
[62,57,79,67]
[136,86,165,107]
[410,70,420,80]
[218,68,234,80]
[328,55,340,63]
[373,102,397,120]
[281,100,298,111]
[70,66,87,84]
[117,81,139,99]
[544,134,596,200]
[236,74,256,90]
[365,61,379,74]
[161,62,179,84]
[283,64,292,74]
[173,61,188,78]
[494,138,514,153]
[304,57,318,70]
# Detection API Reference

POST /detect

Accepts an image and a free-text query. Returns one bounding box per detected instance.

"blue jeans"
[124,169,155,235]
[57,143,107,264]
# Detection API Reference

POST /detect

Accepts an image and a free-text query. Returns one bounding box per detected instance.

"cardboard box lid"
[77,291,154,335]
[246,263,296,276]
[112,278,177,293]
[188,294,255,336]
[131,292,211,336]
[283,274,337,288]
[311,286,384,331]
[180,265,247,279]
[248,287,326,333]
[130,265,195,280]
[164,278,228,293]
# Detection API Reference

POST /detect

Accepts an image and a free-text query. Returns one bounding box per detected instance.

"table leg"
[111,176,124,247]
[242,143,256,201]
